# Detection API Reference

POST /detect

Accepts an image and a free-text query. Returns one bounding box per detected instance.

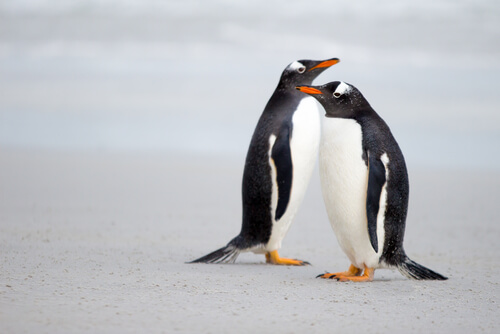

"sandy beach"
[1,149,498,333]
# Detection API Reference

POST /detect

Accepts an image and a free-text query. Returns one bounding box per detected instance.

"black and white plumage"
[296,81,447,281]
[190,58,340,265]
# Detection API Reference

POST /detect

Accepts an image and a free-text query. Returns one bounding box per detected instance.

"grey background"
[1,0,499,169]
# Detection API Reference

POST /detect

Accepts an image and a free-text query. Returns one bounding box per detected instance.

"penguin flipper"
[270,125,293,221]
[366,152,387,253]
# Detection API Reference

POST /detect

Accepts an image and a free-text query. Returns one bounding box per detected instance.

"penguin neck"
[325,107,387,137]
[276,82,295,91]
[325,105,374,121]
[277,77,314,91]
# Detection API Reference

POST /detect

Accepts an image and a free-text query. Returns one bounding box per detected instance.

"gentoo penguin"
[190,58,340,265]
[295,81,447,281]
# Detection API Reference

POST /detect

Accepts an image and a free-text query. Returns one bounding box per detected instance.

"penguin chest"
[319,118,382,268]
[266,97,320,251]
[288,97,321,199]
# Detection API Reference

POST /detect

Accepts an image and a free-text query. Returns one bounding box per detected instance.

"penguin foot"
[316,264,361,279]
[317,264,375,282]
[265,250,310,266]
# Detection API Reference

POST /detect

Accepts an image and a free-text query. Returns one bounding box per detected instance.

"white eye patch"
[333,81,351,98]
[288,61,305,71]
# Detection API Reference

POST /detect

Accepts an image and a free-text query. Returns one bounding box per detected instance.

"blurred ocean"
[0,0,499,169]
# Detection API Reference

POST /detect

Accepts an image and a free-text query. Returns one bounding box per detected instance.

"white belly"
[265,97,320,251]
[319,118,382,268]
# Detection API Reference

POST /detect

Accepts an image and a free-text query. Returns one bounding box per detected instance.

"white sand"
[0,149,498,333]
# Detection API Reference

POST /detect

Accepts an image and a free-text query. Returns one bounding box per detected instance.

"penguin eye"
[333,92,342,98]
[297,67,306,74]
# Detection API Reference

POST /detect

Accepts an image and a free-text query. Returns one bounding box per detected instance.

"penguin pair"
[191,59,447,282]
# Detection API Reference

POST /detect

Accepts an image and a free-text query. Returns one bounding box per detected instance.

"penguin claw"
[277,258,310,266]
[316,273,337,279]
[318,272,351,281]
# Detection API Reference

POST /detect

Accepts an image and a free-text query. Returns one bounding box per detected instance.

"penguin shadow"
[313,269,411,283]
[186,259,312,267]
[187,257,446,283]
[186,252,313,267]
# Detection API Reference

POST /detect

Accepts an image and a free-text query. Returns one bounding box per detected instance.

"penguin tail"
[397,257,448,280]
[188,243,240,264]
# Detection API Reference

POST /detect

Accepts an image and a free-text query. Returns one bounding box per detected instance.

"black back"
[234,59,338,249]
[357,108,410,265]
[238,89,302,248]
[298,81,409,265]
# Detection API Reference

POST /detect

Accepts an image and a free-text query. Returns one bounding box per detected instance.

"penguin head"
[279,58,340,87]
[295,81,371,118]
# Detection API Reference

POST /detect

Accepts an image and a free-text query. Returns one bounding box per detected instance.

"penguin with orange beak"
[190,58,340,265]
[296,81,447,281]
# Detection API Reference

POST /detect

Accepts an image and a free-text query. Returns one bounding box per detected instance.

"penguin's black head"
[278,58,340,88]
[295,81,371,118]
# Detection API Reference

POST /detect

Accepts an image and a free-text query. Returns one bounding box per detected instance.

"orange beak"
[296,86,323,95]
[308,58,340,71]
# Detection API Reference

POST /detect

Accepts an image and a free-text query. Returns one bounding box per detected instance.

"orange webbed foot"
[317,264,375,282]
[265,250,310,266]
[317,264,361,279]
